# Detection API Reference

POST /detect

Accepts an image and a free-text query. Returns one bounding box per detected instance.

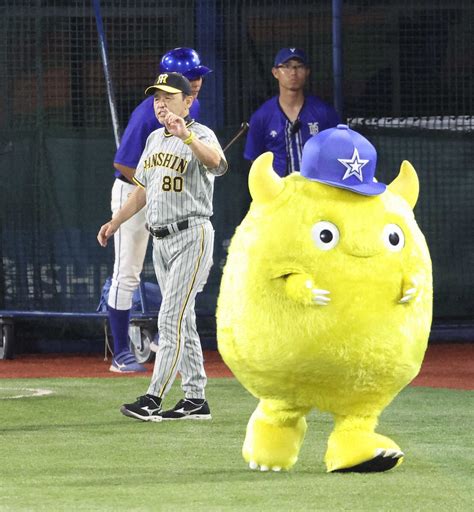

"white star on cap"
[338,148,369,182]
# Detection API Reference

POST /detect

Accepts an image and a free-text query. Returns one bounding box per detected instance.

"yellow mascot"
[217,124,432,473]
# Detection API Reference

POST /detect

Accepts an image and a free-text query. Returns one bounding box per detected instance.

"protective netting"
[1,0,473,323]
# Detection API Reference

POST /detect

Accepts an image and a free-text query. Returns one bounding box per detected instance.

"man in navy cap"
[244,48,340,177]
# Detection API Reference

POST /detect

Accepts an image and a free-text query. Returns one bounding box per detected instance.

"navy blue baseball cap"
[300,124,386,196]
[274,48,308,67]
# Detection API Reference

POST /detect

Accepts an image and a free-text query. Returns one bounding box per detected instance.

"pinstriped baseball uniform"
[108,97,201,312]
[134,119,227,399]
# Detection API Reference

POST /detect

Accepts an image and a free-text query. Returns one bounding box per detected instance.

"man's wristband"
[182,131,195,145]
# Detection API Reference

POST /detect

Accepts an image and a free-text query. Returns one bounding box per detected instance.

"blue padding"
[97,277,162,314]
[0,310,156,321]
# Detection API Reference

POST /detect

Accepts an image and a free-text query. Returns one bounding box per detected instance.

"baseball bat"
[223,122,249,152]
[92,0,121,149]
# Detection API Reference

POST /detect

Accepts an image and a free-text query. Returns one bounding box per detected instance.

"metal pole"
[332,0,343,120]
[92,0,121,148]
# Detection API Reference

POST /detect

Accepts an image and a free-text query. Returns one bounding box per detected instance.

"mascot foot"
[243,404,307,471]
[325,431,404,473]
[333,448,404,473]
[248,461,282,472]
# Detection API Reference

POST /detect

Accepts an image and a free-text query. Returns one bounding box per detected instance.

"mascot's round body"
[217,135,432,473]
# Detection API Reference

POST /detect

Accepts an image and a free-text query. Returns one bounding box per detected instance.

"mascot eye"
[382,224,405,252]
[311,221,340,251]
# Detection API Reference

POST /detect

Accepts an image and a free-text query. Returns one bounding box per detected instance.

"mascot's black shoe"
[120,395,162,422]
[333,449,404,473]
[161,398,212,421]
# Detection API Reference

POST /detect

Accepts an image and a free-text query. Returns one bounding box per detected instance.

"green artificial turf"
[0,378,472,511]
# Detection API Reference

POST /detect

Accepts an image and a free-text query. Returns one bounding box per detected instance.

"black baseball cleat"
[120,394,162,422]
[160,398,212,421]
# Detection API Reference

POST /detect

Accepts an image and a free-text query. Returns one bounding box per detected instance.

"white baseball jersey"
[132,119,227,400]
[133,120,227,227]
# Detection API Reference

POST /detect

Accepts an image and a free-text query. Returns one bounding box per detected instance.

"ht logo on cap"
[157,74,168,84]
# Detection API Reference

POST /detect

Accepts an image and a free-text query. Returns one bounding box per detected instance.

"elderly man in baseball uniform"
[108,48,211,373]
[98,72,227,420]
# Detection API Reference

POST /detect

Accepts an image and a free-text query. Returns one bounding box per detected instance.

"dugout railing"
[0,281,158,361]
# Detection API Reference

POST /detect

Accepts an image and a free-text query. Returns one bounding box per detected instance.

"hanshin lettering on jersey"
[143,152,189,174]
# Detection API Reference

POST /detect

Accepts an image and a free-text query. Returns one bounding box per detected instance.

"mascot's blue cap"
[300,124,386,196]
[159,48,212,81]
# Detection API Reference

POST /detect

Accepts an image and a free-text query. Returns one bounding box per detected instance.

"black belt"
[117,174,132,184]
[149,220,189,239]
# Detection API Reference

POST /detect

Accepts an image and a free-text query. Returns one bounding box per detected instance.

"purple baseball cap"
[300,124,386,196]
[274,48,308,67]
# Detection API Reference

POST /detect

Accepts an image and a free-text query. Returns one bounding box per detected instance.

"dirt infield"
[0,344,472,389]
[0,349,233,379]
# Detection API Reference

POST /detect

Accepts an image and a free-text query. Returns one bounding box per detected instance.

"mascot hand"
[398,277,419,304]
[284,273,330,306]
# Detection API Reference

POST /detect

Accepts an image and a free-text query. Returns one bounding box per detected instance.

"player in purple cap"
[107,48,212,373]
[244,47,341,177]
